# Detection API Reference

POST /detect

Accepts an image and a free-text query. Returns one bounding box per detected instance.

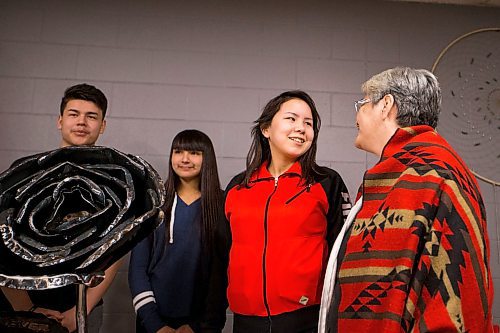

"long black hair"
[242,90,323,186]
[163,129,222,252]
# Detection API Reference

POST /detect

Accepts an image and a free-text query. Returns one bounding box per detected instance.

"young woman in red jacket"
[219,90,351,333]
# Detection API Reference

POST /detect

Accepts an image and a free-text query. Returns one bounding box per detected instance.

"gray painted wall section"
[0,0,499,331]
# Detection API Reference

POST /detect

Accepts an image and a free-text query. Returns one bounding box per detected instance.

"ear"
[99,119,107,134]
[56,116,62,130]
[381,94,396,121]
[261,125,270,139]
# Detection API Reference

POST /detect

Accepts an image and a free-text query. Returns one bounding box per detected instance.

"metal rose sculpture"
[0,146,165,290]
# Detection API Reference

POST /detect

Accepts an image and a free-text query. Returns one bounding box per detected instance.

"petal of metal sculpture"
[0,146,165,290]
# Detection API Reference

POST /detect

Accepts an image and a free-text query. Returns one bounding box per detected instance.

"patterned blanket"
[328,126,493,332]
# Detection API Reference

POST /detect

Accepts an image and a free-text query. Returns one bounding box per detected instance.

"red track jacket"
[224,162,351,316]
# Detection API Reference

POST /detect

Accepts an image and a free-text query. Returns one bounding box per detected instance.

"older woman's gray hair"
[362,67,442,128]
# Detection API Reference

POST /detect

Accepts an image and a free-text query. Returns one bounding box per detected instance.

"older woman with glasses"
[319,67,493,333]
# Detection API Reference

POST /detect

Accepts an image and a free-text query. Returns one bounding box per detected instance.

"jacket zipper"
[284,184,311,204]
[262,176,278,332]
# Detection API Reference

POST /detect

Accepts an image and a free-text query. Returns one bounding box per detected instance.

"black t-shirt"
[0,290,13,311]
[28,285,76,313]
[0,285,103,314]
[28,285,103,313]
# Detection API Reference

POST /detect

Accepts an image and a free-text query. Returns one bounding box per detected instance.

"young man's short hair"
[60,83,108,119]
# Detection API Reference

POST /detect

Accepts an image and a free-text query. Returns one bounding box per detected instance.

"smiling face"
[262,98,314,166]
[171,149,203,182]
[57,99,106,147]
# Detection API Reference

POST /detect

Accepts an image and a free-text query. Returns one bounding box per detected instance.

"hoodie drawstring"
[169,193,178,244]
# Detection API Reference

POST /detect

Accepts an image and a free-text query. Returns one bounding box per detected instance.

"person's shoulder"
[225,171,246,192]
[313,165,342,182]
[9,152,45,168]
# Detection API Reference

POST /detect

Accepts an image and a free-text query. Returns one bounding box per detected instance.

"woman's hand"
[33,307,64,322]
[61,307,77,333]
[156,326,176,333]
[175,324,194,333]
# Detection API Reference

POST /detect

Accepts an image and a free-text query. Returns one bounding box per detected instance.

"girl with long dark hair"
[129,129,225,333]
[220,90,351,333]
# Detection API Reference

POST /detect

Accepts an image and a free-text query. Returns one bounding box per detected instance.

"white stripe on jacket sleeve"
[132,291,156,313]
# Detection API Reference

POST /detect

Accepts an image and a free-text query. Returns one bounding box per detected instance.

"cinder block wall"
[0,0,499,331]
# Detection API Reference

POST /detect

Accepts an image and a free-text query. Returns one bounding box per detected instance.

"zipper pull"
[307,184,311,192]
[274,177,278,187]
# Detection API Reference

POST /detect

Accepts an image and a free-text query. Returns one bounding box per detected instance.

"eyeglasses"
[354,98,371,113]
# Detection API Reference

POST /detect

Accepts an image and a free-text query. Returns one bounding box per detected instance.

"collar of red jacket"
[250,161,303,182]
[381,125,437,159]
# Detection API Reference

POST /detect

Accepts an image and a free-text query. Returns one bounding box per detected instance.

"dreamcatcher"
[432,28,499,258]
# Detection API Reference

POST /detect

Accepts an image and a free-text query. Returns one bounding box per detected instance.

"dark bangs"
[171,130,209,153]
